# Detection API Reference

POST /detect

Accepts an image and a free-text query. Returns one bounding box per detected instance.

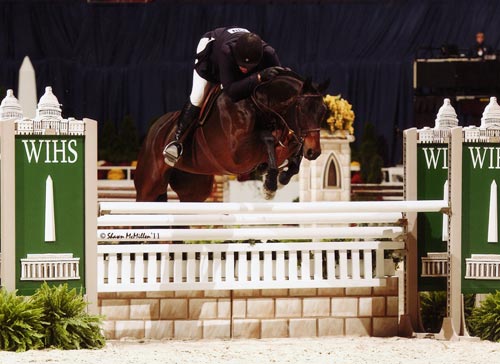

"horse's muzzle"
[305,147,321,160]
[303,131,321,160]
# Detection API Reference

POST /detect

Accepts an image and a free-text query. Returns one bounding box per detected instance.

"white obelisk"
[488,180,498,243]
[442,180,449,242]
[45,175,56,242]
[18,56,37,119]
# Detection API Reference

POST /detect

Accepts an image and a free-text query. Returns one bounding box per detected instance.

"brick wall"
[99,277,399,340]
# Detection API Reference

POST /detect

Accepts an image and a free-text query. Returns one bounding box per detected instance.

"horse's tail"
[137,112,178,161]
[134,111,179,201]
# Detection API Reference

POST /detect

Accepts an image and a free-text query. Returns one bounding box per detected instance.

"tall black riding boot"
[163,101,201,166]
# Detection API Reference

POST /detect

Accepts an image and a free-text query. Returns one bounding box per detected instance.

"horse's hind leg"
[155,192,168,202]
[169,169,215,202]
[134,161,173,202]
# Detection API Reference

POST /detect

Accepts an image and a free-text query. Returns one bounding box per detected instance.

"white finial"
[0,89,24,120]
[480,97,500,129]
[435,98,459,129]
[36,85,62,120]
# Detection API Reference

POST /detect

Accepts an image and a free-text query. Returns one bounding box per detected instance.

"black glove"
[260,67,283,82]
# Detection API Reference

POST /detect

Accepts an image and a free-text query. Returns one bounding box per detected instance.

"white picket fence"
[97,242,401,292]
[96,200,447,292]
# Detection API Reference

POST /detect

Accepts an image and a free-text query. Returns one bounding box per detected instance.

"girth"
[199,85,223,126]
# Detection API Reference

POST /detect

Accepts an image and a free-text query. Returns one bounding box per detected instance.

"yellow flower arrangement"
[107,168,125,180]
[323,94,355,135]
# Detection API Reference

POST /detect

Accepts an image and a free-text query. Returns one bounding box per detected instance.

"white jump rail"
[98,200,447,215]
[98,226,404,242]
[96,200,448,292]
[98,212,404,226]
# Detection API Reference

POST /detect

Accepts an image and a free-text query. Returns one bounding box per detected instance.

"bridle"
[251,81,324,147]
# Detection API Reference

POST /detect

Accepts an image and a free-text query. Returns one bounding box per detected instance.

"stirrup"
[163,141,183,167]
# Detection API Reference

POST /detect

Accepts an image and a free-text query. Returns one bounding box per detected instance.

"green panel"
[417,143,448,291]
[461,142,500,294]
[15,136,85,295]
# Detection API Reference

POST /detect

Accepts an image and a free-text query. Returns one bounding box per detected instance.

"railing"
[97,165,136,201]
[97,165,179,201]
[97,241,402,292]
[97,179,137,201]
[20,253,80,281]
[96,200,448,292]
[98,165,135,181]
[465,254,500,279]
[351,183,404,201]
[421,252,448,277]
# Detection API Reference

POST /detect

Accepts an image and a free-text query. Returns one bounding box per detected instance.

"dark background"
[2,0,500,164]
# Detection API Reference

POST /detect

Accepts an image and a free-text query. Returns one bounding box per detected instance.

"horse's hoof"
[256,163,269,175]
[264,189,276,200]
[279,173,291,186]
[264,182,278,193]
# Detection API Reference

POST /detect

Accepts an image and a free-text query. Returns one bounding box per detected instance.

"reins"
[251,87,301,146]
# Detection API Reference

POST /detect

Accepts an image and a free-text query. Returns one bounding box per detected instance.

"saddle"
[199,85,223,126]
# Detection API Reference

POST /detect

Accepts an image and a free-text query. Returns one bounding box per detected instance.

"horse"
[134,71,328,202]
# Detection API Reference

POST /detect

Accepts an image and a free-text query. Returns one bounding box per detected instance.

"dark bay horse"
[134,72,328,202]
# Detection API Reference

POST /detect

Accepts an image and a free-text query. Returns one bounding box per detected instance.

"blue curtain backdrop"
[1,0,500,163]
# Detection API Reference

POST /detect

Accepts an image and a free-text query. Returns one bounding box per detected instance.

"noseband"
[251,83,323,147]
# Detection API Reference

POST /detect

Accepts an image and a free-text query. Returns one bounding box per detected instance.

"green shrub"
[469,291,500,342]
[359,123,384,184]
[463,293,476,334]
[31,283,105,350]
[420,291,447,333]
[0,288,44,352]
[420,291,476,334]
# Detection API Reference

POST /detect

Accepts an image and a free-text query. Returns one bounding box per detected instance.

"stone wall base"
[100,277,399,340]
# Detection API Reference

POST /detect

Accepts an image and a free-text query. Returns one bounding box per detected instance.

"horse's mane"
[253,71,305,104]
[272,70,327,96]
[276,69,305,82]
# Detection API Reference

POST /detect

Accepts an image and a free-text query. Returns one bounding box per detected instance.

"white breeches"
[189,37,213,107]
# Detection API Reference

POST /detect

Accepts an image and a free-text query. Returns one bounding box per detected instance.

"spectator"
[469,31,493,58]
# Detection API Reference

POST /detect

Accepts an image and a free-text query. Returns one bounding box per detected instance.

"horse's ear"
[302,77,314,93]
[317,79,330,95]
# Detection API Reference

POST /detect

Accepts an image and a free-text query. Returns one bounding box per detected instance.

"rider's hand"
[259,67,283,82]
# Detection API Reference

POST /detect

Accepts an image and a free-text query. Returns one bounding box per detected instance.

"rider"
[163,26,283,166]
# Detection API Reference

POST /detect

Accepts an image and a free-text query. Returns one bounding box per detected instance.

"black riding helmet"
[233,33,263,69]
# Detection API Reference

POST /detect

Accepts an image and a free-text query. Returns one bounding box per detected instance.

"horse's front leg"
[261,131,278,200]
[279,148,303,186]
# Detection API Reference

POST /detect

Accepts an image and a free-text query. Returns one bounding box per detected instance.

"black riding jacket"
[194,27,281,102]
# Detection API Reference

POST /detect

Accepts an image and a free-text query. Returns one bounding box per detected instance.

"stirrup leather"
[163,141,183,166]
